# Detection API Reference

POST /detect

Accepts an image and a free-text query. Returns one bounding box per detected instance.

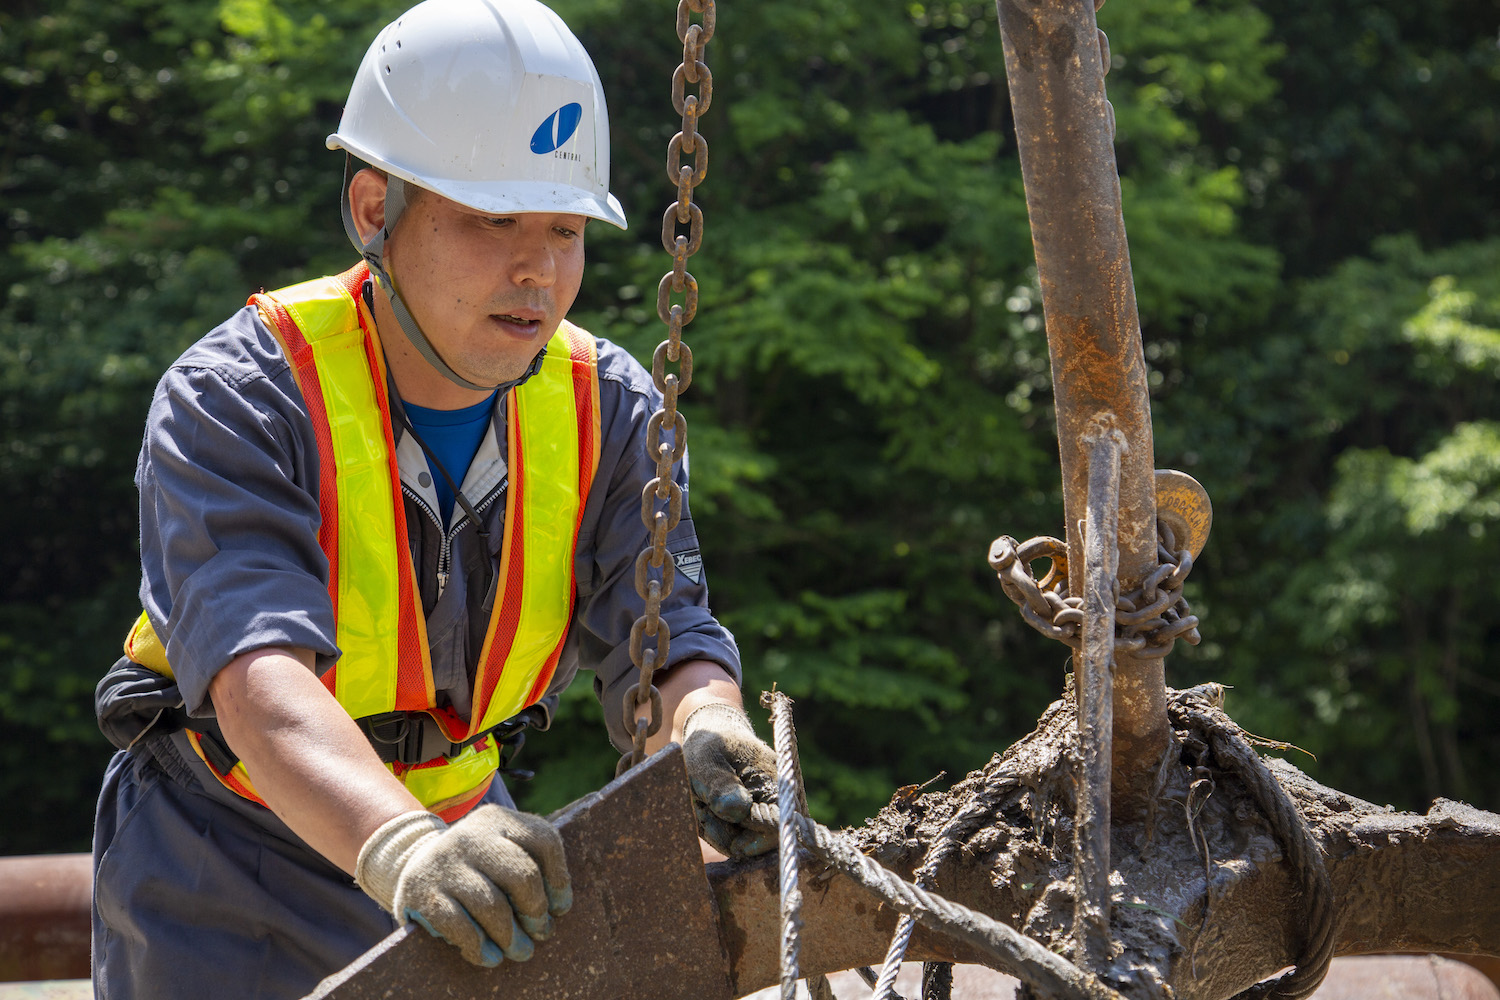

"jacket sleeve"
[135,307,341,718]
[562,336,742,751]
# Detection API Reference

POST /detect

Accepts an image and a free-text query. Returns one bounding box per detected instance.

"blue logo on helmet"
[530,103,584,154]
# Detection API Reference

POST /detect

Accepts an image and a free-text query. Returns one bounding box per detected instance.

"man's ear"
[347,168,389,245]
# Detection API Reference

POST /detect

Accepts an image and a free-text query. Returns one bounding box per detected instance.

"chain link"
[618,0,716,777]
[987,520,1201,659]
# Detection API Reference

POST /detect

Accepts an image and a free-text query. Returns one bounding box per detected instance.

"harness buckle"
[361,711,444,766]
[360,708,542,769]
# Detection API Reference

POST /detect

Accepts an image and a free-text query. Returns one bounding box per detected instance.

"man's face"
[383,188,588,387]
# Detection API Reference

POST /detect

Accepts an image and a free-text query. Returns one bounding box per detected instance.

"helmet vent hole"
[385,65,392,74]
[396,40,402,48]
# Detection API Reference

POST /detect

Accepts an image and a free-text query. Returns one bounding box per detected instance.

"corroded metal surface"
[0,854,90,983]
[991,0,1156,586]
[993,0,1167,805]
[305,743,732,1000]
[1154,470,1212,560]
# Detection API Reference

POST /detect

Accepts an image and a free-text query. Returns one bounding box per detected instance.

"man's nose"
[508,236,556,287]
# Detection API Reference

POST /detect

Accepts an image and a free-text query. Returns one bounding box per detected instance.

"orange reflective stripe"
[251,290,343,647]
[468,322,600,734]
[528,324,602,707]
[358,322,436,718]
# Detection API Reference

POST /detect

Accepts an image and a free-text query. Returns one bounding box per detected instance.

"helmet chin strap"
[338,156,545,393]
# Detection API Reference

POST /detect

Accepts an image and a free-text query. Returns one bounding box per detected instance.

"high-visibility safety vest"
[125,262,601,820]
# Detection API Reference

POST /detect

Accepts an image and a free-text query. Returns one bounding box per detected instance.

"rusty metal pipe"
[992,0,1167,808]
[0,854,91,983]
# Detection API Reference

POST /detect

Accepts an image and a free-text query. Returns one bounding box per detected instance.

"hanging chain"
[618,0,716,776]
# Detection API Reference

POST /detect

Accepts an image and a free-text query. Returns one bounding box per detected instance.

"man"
[90,1,776,997]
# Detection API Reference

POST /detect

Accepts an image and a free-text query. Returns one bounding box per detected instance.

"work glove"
[355,804,572,968]
[681,703,778,857]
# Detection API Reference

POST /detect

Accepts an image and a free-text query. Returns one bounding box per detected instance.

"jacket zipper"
[405,483,503,599]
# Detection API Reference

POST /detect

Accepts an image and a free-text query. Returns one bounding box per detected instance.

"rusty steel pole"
[993,0,1168,808]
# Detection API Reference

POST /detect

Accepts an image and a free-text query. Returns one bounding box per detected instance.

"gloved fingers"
[689,770,754,825]
[445,868,538,962]
[729,825,777,858]
[695,804,779,859]
[471,806,574,916]
[463,906,533,963]
[696,807,740,857]
[481,833,553,923]
[683,727,778,826]
[514,909,555,944]
[402,895,507,968]
[741,768,778,805]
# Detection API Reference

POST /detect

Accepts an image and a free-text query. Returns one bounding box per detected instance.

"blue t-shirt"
[402,393,498,525]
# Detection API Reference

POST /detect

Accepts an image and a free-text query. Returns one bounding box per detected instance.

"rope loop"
[1168,687,1338,1000]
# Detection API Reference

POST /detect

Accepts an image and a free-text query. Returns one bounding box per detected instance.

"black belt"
[181,707,540,782]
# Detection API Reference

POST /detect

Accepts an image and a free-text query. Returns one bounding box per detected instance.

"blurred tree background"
[1,0,1496,854]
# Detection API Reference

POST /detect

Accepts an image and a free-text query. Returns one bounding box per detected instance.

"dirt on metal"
[851,696,1184,999]
[832,689,1500,1000]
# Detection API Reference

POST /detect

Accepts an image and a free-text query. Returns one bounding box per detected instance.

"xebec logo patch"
[673,549,704,585]
[530,103,584,154]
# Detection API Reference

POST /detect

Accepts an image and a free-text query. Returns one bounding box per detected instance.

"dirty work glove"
[681,703,778,857]
[355,804,572,968]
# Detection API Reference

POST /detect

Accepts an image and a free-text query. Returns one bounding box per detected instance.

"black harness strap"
[174,707,540,781]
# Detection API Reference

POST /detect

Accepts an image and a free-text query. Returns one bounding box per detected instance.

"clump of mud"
[841,688,1298,1000]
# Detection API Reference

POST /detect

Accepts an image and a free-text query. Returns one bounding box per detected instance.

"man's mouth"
[493,312,544,335]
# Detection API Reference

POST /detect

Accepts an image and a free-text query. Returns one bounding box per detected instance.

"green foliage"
[1275,242,1500,805]
[1227,0,1500,274]
[1165,237,1500,809]
[2,0,1497,855]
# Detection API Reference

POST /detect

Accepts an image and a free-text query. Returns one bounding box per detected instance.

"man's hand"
[355,804,573,967]
[680,703,778,857]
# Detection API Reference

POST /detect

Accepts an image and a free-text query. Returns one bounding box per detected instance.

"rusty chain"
[987,519,1201,660]
[618,0,715,777]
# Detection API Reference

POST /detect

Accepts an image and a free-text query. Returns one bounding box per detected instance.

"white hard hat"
[328,0,626,229]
